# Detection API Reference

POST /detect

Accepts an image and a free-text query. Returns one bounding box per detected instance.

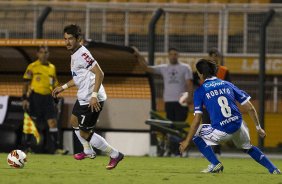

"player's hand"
[89,97,101,112]
[52,86,64,98]
[257,128,266,138]
[22,100,29,111]
[179,140,189,154]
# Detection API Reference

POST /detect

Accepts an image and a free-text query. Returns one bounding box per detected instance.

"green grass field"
[0,153,281,184]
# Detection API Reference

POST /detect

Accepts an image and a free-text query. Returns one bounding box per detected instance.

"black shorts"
[165,102,188,121]
[72,100,104,131]
[29,92,56,122]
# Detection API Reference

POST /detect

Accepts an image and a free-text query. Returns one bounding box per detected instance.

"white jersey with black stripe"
[71,46,107,105]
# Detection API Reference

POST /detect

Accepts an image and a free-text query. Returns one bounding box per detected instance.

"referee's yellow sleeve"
[23,64,33,80]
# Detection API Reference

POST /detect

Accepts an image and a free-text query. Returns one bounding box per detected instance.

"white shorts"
[195,121,252,149]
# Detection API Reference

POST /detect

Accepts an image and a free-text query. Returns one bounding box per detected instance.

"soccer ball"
[7,150,27,168]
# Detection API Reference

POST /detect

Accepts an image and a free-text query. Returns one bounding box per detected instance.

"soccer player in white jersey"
[179,59,280,174]
[52,24,123,170]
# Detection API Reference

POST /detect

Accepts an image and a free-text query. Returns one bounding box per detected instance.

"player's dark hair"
[63,24,82,39]
[196,59,217,79]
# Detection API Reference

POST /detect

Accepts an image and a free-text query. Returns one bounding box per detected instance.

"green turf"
[0,153,281,184]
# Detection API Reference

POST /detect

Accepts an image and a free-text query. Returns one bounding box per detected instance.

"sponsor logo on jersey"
[81,53,95,69]
[204,81,225,88]
[219,115,239,126]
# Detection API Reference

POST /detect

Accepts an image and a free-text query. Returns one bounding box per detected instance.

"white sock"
[90,133,119,158]
[74,129,95,155]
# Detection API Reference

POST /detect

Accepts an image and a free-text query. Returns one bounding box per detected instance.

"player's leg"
[78,101,123,169]
[71,115,96,159]
[87,131,124,170]
[165,102,176,121]
[85,132,118,157]
[47,118,59,152]
[164,102,179,156]
[232,121,280,174]
[244,147,280,174]
[193,124,228,173]
[23,92,37,152]
[45,95,68,154]
[202,109,221,156]
[47,118,69,155]
[172,103,188,156]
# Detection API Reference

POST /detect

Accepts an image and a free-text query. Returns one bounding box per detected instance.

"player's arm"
[52,79,75,98]
[89,63,104,112]
[132,47,154,73]
[242,100,266,138]
[53,67,59,88]
[179,113,202,153]
[22,80,30,99]
[22,65,33,111]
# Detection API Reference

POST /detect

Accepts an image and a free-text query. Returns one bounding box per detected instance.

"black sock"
[49,128,60,150]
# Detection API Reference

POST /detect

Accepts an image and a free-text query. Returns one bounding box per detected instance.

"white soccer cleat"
[272,168,281,174]
[201,163,224,173]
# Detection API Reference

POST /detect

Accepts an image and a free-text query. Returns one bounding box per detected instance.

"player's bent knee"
[79,130,93,141]
[80,132,88,140]
[47,119,57,128]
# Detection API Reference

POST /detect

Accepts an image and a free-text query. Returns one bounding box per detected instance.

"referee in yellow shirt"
[22,46,67,155]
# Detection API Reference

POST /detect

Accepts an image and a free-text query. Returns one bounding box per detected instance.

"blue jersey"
[194,77,251,134]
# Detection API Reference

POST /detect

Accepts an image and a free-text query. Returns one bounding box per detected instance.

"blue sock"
[193,136,220,165]
[246,146,277,173]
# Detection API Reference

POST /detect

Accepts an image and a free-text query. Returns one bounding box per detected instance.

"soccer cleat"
[201,163,224,173]
[106,152,124,170]
[272,169,281,174]
[74,152,96,160]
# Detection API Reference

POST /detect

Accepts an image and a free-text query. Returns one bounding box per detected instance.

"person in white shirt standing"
[52,24,123,170]
[134,47,193,156]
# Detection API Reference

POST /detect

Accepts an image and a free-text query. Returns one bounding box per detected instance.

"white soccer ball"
[7,150,27,168]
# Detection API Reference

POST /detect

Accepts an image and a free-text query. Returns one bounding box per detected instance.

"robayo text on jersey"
[194,77,251,134]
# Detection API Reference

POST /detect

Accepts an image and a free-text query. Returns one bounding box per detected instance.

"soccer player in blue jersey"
[179,58,280,174]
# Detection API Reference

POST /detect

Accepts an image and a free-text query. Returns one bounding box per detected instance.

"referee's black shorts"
[29,91,56,121]
[72,100,104,132]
